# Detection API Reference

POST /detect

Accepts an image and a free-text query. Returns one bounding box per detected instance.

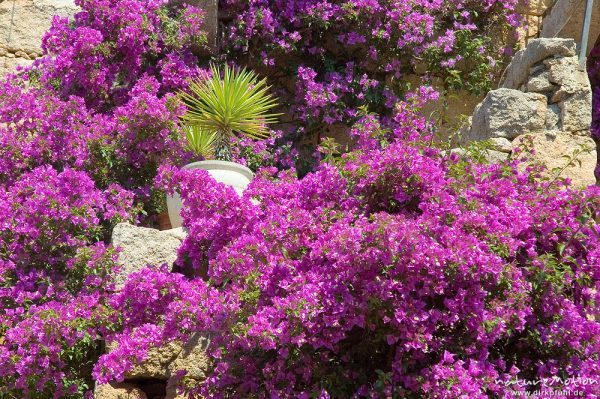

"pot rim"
[183,160,254,180]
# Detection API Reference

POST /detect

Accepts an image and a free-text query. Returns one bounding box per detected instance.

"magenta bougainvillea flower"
[1,0,599,398]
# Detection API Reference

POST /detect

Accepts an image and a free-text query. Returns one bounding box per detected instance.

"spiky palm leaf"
[183,124,217,159]
[179,64,279,160]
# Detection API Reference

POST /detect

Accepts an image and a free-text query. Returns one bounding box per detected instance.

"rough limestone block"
[527,71,555,93]
[513,133,597,187]
[560,91,593,133]
[501,38,577,90]
[489,137,513,153]
[124,341,183,380]
[517,0,554,16]
[546,56,591,95]
[0,56,32,77]
[167,333,211,380]
[94,382,148,399]
[0,0,78,54]
[466,89,547,141]
[111,223,186,288]
[545,104,561,130]
[105,333,210,382]
[484,150,509,164]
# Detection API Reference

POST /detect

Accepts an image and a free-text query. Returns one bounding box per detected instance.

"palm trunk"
[215,129,232,162]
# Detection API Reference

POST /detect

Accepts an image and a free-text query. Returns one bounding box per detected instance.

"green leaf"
[178,63,281,159]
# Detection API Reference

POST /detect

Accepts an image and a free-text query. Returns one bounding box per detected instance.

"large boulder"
[465,89,548,141]
[111,223,186,288]
[501,38,577,90]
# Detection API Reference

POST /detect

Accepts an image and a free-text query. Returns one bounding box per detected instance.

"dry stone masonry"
[0,0,78,76]
[462,38,596,186]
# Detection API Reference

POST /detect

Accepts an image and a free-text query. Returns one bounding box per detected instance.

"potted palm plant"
[166,63,279,228]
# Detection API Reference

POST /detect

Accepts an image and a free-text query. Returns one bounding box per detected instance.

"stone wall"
[518,0,600,54]
[462,38,596,186]
[517,0,556,47]
[0,0,78,76]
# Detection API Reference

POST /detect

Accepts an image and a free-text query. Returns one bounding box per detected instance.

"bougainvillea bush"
[1,0,598,398]
[91,103,600,398]
[0,0,207,396]
[221,0,520,136]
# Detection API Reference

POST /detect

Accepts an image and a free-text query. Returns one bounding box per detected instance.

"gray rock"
[111,223,186,288]
[501,38,577,90]
[466,89,547,141]
[545,104,561,130]
[545,56,591,95]
[527,71,555,93]
[483,150,509,164]
[489,137,513,153]
[560,91,593,133]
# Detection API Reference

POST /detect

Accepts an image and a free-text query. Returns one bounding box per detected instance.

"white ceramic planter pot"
[166,160,254,228]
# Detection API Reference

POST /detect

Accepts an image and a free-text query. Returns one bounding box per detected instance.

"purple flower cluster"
[0,167,135,396]
[96,105,600,397]
[0,0,209,395]
[1,0,597,397]
[221,0,520,131]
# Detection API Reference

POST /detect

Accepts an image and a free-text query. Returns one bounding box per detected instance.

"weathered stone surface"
[560,91,593,133]
[106,333,210,382]
[501,38,577,89]
[527,71,555,92]
[124,341,183,380]
[545,103,561,130]
[111,224,186,288]
[0,0,78,77]
[0,55,31,77]
[94,382,148,399]
[0,0,77,54]
[517,0,555,16]
[484,150,509,164]
[545,56,590,94]
[489,137,513,153]
[466,89,547,141]
[513,133,597,187]
[167,333,211,380]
